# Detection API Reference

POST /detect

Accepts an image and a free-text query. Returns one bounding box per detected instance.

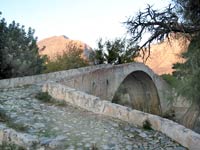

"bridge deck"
[0,84,186,150]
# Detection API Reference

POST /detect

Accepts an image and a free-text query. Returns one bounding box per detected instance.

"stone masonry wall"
[61,63,171,115]
[0,63,173,116]
[43,82,200,150]
[0,124,39,149]
[0,64,111,89]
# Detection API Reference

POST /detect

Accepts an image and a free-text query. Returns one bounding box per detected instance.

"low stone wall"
[43,82,200,150]
[0,124,40,149]
[0,64,111,89]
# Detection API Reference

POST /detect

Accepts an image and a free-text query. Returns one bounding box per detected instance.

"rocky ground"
[0,85,187,150]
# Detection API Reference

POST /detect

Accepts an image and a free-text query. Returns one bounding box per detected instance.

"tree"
[44,42,89,73]
[124,0,200,130]
[94,38,139,65]
[173,0,200,25]
[93,39,105,64]
[172,33,200,129]
[124,2,200,61]
[0,12,46,79]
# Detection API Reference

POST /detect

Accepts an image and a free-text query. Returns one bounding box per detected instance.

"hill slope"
[137,34,190,75]
[37,35,93,60]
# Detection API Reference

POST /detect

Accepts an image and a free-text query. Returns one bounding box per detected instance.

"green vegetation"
[0,11,89,77]
[0,142,25,150]
[0,108,28,132]
[124,0,200,104]
[143,120,152,130]
[35,92,52,102]
[0,109,8,122]
[35,92,66,106]
[91,144,99,150]
[44,42,89,73]
[162,109,175,120]
[161,74,180,88]
[7,122,28,132]
[54,100,67,106]
[0,12,46,79]
[124,0,200,127]
[36,129,57,138]
[93,38,139,65]
[171,0,200,107]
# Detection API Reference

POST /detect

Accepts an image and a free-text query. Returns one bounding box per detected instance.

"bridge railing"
[0,64,112,89]
[43,82,200,150]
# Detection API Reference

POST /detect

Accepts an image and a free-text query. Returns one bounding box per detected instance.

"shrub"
[44,43,89,73]
[0,108,28,132]
[35,92,67,106]
[0,142,25,150]
[161,74,179,88]
[143,120,152,130]
[35,92,52,102]
[0,12,46,79]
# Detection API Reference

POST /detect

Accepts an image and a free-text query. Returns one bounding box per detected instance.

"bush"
[44,43,89,73]
[143,120,152,130]
[161,74,179,88]
[0,142,25,150]
[94,38,139,65]
[35,92,66,106]
[0,108,28,132]
[35,92,52,102]
[0,12,46,79]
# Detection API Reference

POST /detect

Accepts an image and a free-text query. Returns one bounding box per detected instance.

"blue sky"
[1,0,170,48]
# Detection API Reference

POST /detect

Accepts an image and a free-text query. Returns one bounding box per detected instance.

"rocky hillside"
[38,35,190,75]
[37,35,93,60]
[136,34,190,75]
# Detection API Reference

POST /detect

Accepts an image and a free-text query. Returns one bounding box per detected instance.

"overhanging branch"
[124,4,199,61]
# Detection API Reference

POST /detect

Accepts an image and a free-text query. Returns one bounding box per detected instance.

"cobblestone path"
[0,85,187,150]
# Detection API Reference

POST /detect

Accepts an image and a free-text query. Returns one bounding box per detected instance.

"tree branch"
[124,4,199,61]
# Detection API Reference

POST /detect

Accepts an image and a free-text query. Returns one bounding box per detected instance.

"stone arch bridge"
[0,62,170,115]
[0,62,199,149]
[60,62,170,115]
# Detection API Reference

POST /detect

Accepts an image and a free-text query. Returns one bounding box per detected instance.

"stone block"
[102,102,120,118]
[187,131,200,150]
[92,99,105,113]
[114,104,130,122]
[159,118,200,149]
[147,114,162,131]
[128,109,148,127]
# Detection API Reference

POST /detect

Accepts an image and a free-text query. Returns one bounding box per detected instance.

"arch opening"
[112,71,161,115]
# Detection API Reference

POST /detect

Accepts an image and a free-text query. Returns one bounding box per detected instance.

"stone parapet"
[0,124,40,149]
[43,82,200,150]
[0,64,111,89]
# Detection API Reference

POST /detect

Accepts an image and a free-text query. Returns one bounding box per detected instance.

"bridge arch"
[62,62,170,115]
[112,70,161,115]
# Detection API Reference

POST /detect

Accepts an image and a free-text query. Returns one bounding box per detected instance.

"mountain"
[136,34,190,75]
[37,35,189,75]
[37,35,93,60]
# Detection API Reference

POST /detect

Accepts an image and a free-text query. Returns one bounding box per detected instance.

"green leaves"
[44,43,89,73]
[94,38,139,65]
[0,13,45,79]
[173,34,200,106]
